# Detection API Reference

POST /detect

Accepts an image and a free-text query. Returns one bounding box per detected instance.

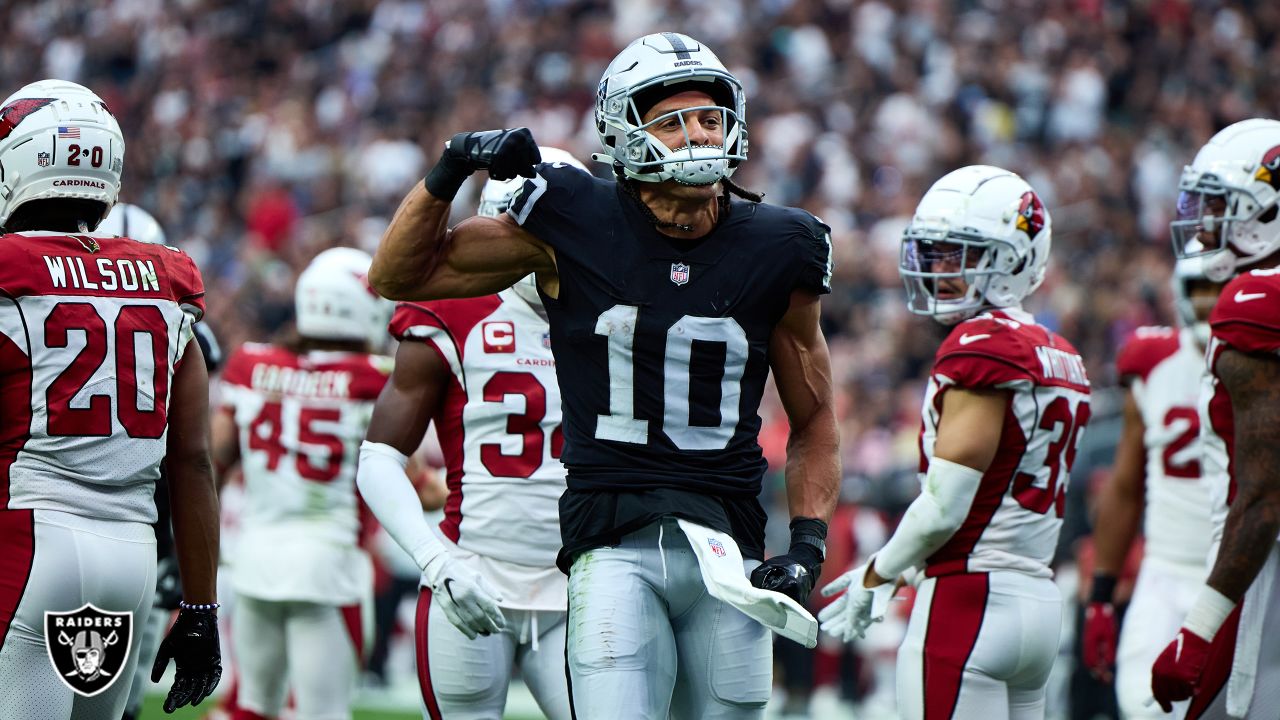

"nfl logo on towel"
[670,262,690,286]
[707,538,726,557]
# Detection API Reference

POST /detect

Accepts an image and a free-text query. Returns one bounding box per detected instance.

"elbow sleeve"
[357,441,444,571]
[874,457,985,579]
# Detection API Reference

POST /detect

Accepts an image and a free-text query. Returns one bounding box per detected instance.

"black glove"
[750,517,827,604]
[424,128,541,200]
[151,607,222,713]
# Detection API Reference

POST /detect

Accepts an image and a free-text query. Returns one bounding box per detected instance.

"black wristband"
[423,146,475,201]
[1090,574,1118,604]
[788,516,828,568]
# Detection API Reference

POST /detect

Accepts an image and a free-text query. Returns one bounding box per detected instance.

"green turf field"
[139,694,544,719]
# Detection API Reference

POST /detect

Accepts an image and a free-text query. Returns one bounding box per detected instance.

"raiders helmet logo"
[44,604,132,697]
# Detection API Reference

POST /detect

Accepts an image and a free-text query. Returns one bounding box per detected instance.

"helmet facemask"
[1171,164,1280,282]
[595,34,748,185]
[900,224,1010,325]
[609,79,746,186]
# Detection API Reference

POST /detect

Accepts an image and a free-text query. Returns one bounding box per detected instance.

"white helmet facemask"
[1171,118,1280,282]
[594,33,747,186]
[900,166,1052,325]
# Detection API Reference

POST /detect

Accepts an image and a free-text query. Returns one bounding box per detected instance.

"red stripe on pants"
[923,573,989,720]
[416,588,444,720]
[1186,603,1243,719]
[341,603,364,668]
[0,510,35,650]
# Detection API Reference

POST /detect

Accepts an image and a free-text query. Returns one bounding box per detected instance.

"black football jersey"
[508,163,832,566]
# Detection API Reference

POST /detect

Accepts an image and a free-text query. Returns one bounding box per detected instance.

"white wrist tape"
[874,457,984,580]
[357,441,445,572]
[1183,585,1236,641]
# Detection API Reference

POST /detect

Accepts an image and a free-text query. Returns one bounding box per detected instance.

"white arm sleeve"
[357,441,445,572]
[873,457,985,580]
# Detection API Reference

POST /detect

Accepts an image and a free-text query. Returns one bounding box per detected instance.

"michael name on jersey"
[249,364,355,399]
[43,255,160,293]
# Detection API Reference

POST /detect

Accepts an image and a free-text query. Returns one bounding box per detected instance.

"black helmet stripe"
[661,32,692,60]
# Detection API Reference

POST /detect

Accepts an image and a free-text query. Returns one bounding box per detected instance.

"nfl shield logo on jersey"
[37,151,51,167]
[670,262,690,286]
[707,538,726,557]
[44,605,132,697]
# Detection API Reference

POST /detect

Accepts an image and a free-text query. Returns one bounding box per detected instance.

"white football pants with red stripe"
[416,589,570,720]
[565,518,772,720]
[231,594,363,720]
[0,509,156,720]
[896,570,1061,720]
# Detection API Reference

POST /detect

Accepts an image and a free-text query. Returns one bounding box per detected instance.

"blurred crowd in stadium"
[3,0,1276,717]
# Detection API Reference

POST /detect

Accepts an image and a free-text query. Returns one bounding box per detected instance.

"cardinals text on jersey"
[389,287,566,609]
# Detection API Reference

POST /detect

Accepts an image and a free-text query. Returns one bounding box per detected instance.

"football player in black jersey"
[371,33,839,719]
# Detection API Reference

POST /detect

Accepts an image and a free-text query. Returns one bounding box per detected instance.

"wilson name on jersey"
[919,308,1091,578]
[220,343,391,602]
[507,163,832,499]
[1115,326,1212,571]
[388,289,565,573]
[0,232,204,523]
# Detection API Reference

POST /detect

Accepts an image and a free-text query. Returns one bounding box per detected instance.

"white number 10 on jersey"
[593,304,747,451]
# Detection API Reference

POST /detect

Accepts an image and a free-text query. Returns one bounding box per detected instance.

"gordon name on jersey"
[920,309,1091,578]
[507,162,833,497]
[0,233,204,522]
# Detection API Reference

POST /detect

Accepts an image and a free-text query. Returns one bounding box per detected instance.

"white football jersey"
[1116,326,1213,572]
[918,308,1091,579]
[0,232,203,523]
[219,343,391,603]
[389,287,566,609]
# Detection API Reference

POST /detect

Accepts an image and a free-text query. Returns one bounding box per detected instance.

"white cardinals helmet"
[1171,118,1280,281]
[295,247,392,346]
[594,33,746,186]
[0,79,124,230]
[900,165,1052,324]
[96,202,166,245]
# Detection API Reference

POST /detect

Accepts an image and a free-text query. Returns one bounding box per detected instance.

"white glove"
[817,560,897,642]
[422,552,507,640]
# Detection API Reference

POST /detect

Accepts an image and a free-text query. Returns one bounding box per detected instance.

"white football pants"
[416,590,570,720]
[1116,560,1202,719]
[897,570,1061,720]
[565,517,772,720]
[232,594,363,720]
[0,509,155,720]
